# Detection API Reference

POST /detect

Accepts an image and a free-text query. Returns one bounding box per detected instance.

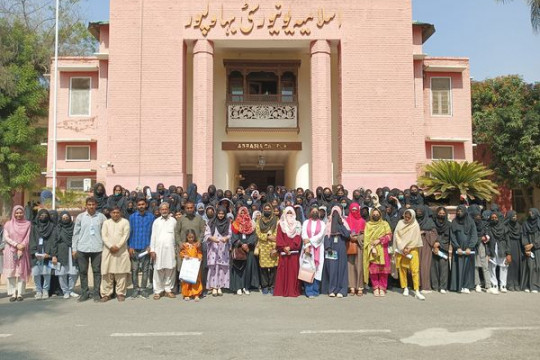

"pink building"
[45,0,473,193]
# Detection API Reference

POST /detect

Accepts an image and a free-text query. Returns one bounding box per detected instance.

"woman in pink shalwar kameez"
[2,205,31,302]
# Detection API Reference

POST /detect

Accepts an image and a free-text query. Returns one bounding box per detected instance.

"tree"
[0,0,96,74]
[497,0,540,32]
[418,161,500,205]
[472,75,540,210]
[0,1,96,215]
[0,20,48,215]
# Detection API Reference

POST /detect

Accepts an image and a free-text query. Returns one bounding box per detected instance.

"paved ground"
[0,287,539,360]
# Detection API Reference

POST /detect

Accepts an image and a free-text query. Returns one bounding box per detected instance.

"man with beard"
[150,202,177,299]
[174,201,206,289]
[100,207,131,302]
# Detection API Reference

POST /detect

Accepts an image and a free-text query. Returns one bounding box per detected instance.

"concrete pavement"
[0,289,539,359]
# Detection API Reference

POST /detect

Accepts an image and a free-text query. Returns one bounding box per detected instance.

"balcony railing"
[226,94,298,131]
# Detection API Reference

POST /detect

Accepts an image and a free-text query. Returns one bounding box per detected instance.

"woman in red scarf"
[346,203,366,296]
[274,206,302,297]
[229,206,259,295]
[2,205,31,302]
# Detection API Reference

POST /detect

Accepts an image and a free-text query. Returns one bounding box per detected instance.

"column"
[192,40,214,189]
[310,40,333,188]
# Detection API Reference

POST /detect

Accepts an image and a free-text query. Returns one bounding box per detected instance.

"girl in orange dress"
[180,229,203,301]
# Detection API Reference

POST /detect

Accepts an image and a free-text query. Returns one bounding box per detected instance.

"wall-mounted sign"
[222,142,302,151]
[185,2,341,36]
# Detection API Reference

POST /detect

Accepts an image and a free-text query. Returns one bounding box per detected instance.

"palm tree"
[497,0,540,32]
[417,161,500,205]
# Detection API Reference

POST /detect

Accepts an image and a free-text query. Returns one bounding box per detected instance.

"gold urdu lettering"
[240,3,260,35]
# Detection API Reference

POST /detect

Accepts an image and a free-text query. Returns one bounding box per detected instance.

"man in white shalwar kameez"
[150,203,177,299]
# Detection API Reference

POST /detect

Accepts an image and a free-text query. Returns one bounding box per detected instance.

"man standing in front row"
[129,198,154,298]
[150,202,177,299]
[100,206,131,302]
[73,197,107,302]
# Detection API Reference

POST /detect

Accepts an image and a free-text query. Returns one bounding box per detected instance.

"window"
[69,77,91,116]
[512,188,533,213]
[281,72,296,102]
[431,77,451,116]
[247,71,278,96]
[66,146,90,161]
[432,145,454,160]
[67,177,85,191]
[225,61,299,104]
[229,71,244,102]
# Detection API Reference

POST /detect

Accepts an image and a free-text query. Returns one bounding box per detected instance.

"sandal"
[380,290,386,297]
[194,296,200,302]
[165,292,176,298]
[17,296,24,302]
[349,288,355,295]
[357,289,364,297]
[184,297,190,301]
[212,289,218,297]
[374,289,380,297]
[153,293,161,300]
[9,296,17,303]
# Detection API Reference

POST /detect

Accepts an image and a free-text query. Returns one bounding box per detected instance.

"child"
[180,229,203,301]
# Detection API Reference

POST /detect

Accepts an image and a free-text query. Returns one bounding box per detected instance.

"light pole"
[52,0,59,210]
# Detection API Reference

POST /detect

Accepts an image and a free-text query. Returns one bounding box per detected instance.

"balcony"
[226,94,298,132]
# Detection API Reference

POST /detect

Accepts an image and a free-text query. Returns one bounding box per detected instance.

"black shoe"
[16,296,24,302]
[9,296,17,302]
[78,293,90,302]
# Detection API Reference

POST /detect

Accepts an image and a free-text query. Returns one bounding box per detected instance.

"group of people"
[1,182,539,303]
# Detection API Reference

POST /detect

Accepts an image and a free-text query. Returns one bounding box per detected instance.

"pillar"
[310,40,333,188]
[192,40,214,189]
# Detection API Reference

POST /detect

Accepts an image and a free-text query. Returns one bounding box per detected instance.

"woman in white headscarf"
[394,209,425,300]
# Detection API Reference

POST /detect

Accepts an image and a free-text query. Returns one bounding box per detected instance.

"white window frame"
[69,77,92,117]
[65,145,91,162]
[66,177,86,191]
[430,76,452,117]
[431,145,454,160]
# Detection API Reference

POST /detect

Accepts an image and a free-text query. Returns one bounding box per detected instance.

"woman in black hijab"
[449,205,478,293]
[29,209,56,300]
[207,185,218,205]
[107,185,127,217]
[485,211,511,294]
[53,211,79,298]
[415,205,437,292]
[522,208,540,292]
[504,210,522,291]
[187,183,201,204]
[93,183,108,213]
[432,207,450,293]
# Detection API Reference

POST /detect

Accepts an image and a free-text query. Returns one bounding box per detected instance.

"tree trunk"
[1,195,13,220]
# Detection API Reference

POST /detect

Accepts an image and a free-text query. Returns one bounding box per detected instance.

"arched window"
[229,71,244,102]
[281,72,296,102]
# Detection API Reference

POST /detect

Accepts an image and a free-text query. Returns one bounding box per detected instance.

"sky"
[82,0,540,82]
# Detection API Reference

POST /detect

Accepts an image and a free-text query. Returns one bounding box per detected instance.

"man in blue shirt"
[128,198,154,298]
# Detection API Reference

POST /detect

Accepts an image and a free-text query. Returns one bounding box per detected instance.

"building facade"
[45,0,473,193]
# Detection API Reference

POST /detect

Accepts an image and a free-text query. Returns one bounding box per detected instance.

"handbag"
[298,257,316,283]
[179,258,201,284]
[232,247,247,261]
[346,240,358,255]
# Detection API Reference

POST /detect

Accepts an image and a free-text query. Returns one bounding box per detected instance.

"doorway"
[240,169,284,189]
